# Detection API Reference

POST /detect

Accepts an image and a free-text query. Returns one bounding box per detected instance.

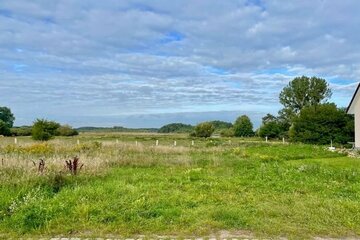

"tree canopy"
[290,104,354,145]
[208,120,233,129]
[158,123,194,133]
[0,106,15,136]
[233,115,254,137]
[279,76,332,122]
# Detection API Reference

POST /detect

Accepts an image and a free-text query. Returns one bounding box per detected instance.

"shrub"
[32,119,60,141]
[194,122,215,138]
[56,125,79,136]
[290,103,354,145]
[10,126,32,136]
[220,128,234,137]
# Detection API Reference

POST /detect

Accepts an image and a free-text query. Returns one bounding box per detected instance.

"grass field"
[1,133,360,239]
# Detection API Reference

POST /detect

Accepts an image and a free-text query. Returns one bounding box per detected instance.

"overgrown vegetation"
[290,104,354,144]
[193,122,215,137]
[31,119,78,140]
[0,133,359,239]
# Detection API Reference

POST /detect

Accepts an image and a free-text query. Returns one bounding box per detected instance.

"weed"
[65,156,83,175]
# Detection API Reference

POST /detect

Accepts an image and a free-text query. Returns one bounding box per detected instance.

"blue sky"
[0,0,359,128]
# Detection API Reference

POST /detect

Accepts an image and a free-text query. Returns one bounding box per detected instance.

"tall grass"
[0,133,359,239]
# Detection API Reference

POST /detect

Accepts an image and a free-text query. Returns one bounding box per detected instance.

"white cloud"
[0,0,359,127]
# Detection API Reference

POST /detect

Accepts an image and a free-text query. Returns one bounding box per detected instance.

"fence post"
[174,140,177,146]
[156,140,159,146]
[14,137,17,145]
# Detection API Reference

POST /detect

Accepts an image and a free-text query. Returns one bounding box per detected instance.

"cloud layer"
[0,0,359,127]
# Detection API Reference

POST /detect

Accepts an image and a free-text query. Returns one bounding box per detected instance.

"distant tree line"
[0,75,355,144]
[0,108,78,140]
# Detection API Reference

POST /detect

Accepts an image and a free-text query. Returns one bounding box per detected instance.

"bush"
[193,122,215,138]
[290,103,354,145]
[32,119,60,141]
[10,126,32,136]
[220,128,234,137]
[56,125,79,136]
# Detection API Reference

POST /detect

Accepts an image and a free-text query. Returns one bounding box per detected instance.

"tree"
[258,113,289,139]
[262,113,277,124]
[289,103,354,145]
[0,106,15,135]
[0,120,11,136]
[0,106,15,128]
[32,119,61,141]
[279,76,332,123]
[193,122,215,138]
[208,120,233,129]
[233,115,254,137]
[259,121,282,139]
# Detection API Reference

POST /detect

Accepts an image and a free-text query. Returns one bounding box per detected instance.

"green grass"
[0,133,359,239]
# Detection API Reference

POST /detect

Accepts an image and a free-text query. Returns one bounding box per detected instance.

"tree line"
[0,109,78,140]
[159,76,354,144]
[0,76,354,144]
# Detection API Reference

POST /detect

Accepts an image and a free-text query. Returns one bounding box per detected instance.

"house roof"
[347,83,360,114]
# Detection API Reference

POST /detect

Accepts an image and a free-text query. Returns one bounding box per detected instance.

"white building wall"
[356,109,360,148]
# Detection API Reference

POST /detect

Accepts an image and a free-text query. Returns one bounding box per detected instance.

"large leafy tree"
[290,103,354,145]
[0,106,15,128]
[233,115,254,137]
[279,76,332,122]
[0,106,15,136]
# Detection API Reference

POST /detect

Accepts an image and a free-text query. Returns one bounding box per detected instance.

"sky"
[0,0,360,128]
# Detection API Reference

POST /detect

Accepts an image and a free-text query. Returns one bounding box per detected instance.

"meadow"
[1,133,360,239]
